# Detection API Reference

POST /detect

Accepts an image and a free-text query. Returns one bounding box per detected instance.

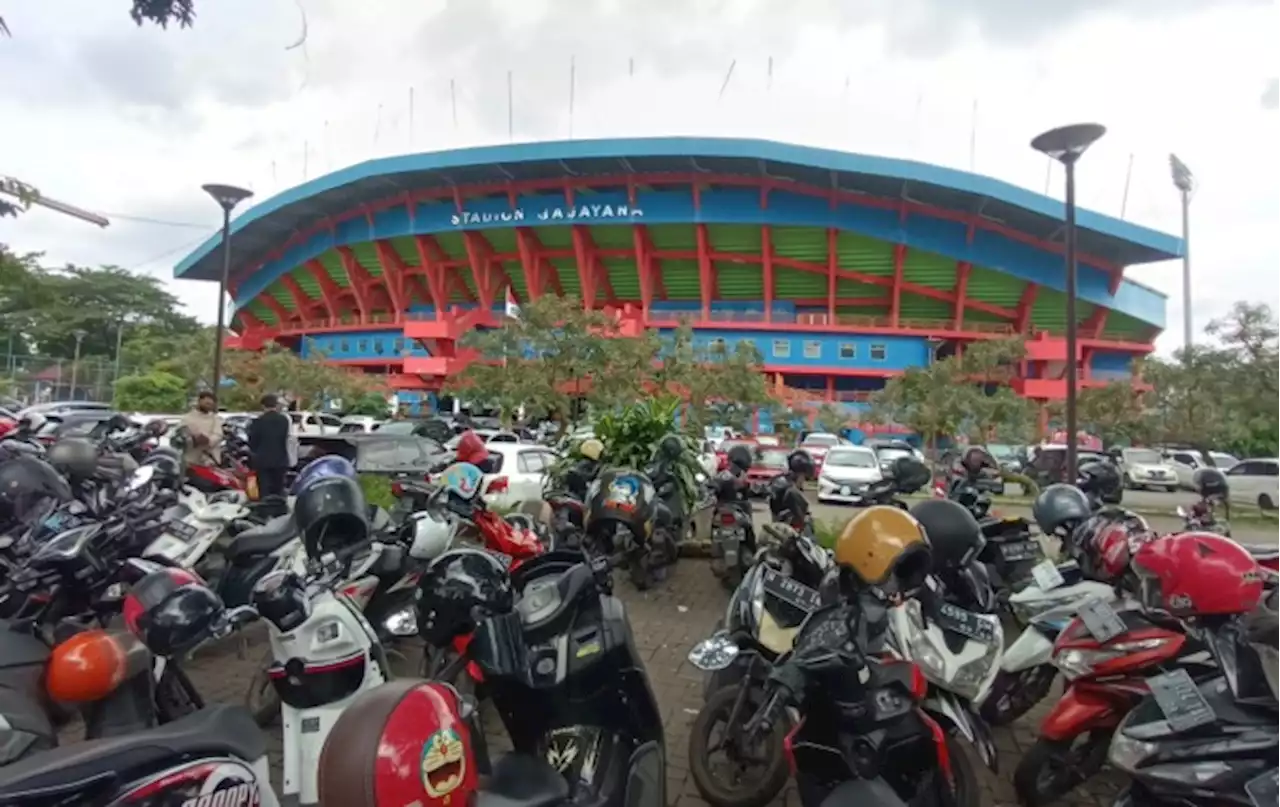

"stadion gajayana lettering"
[450,203,644,227]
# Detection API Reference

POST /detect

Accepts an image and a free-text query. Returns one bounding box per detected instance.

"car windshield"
[986,444,1015,459]
[756,449,790,468]
[720,440,755,455]
[376,421,416,435]
[1210,452,1239,468]
[1124,448,1163,465]
[802,434,839,447]
[825,450,877,468]
[876,448,911,462]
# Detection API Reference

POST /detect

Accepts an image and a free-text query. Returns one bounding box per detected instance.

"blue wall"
[231,187,1166,328]
[301,331,422,359]
[1088,351,1134,379]
[663,329,929,369]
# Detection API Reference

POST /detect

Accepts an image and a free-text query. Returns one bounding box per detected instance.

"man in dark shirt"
[248,394,292,498]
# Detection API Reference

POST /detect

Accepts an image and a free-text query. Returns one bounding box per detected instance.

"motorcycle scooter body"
[1001,576,1120,673]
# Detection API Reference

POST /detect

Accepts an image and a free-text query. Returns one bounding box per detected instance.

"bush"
[359,474,395,510]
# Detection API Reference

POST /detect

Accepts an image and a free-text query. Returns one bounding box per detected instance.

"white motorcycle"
[886,579,1002,774]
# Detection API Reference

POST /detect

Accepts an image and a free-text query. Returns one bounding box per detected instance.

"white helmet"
[403,510,455,560]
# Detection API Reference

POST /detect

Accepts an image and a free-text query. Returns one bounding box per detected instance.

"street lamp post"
[1169,154,1194,352]
[1031,123,1107,484]
[69,329,87,400]
[201,184,254,406]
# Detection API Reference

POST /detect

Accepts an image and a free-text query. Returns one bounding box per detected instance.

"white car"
[290,411,344,435]
[1120,447,1179,492]
[1225,458,1279,511]
[446,428,525,448]
[338,416,383,434]
[1165,448,1241,490]
[479,443,560,511]
[817,446,884,504]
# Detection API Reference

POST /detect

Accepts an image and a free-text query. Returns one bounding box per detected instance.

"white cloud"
[1,0,1275,355]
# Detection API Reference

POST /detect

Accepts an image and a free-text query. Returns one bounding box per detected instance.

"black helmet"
[768,476,809,527]
[726,445,753,472]
[787,450,815,480]
[105,413,133,434]
[142,447,183,491]
[415,548,514,646]
[890,456,932,493]
[294,476,369,559]
[1192,467,1229,499]
[124,568,223,657]
[1032,484,1092,535]
[1077,461,1121,500]
[46,438,99,481]
[910,498,985,569]
[959,447,998,477]
[585,469,656,543]
[0,456,73,525]
[657,434,684,461]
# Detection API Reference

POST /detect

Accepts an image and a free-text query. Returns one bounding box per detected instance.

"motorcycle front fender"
[1001,626,1055,672]
[1039,682,1131,742]
[925,691,998,773]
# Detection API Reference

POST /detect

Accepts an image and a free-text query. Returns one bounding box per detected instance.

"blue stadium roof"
[175,136,1183,282]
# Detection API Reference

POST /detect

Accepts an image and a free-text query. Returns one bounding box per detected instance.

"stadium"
[174,137,1182,421]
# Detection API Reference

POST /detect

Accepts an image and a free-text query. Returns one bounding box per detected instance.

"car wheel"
[1260,494,1275,511]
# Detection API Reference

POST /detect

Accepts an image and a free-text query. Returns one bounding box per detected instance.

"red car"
[745,447,791,494]
[797,432,844,472]
[715,438,759,472]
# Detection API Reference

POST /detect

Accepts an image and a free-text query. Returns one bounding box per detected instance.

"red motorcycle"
[1012,608,1216,806]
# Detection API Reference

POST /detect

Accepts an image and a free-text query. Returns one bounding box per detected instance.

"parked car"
[715,437,759,472]
[17,400,113,419]
[296,434,446,476]
[744,447,792,495]
[1163,447,1241,490]
[289,410,344,435]
[445,428,525,448]
[816,445,884,504]
[474,442,560,511]
[338,415,384,434]
[1024,445,1123,504]
[1225,458,1279,511]
[376,417,458,443]
[1119,447,1179,492]
[866,439,924,478]
[798,431,846,470]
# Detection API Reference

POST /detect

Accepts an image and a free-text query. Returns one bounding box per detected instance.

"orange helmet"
[320,679,479,807]
[46,630,148,703]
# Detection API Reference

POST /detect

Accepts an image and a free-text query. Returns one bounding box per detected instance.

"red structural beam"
[571,226,597,310]
[461,231,498,310]
[696,223,714,320]
[632,225,653,317]
[762,225,775,323]
[889,244,906,327]
[281,275,323,320]
[1014,284,1039,333]
[335,246,373,319]
[411,235,451,314]
[227,171,1126,292]
[826,228,838,321]
[305,260,344,319]
[952,261,972,330]
[635,226,667,300]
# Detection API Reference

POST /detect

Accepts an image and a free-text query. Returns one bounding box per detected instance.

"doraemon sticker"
[439,463,483,501]
[604,475,640,513]
[420,726,467,799]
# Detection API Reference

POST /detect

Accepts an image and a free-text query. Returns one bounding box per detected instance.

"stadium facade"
[174,137,1181,419]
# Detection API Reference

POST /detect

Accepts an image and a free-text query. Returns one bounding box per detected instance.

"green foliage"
[345,393,392,418]
[1002,472,1039,497]
[358,474,396,510]
[1,0,193,38]
[593,397,705,507]
[113,370,188,413]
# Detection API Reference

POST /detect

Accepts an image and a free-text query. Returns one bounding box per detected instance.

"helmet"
[657,434,684,461]
[0,455,73,524]
[727,445,753,472]
[578,438,605,462]
[890,456,932,493]
[585,469,657,543]
[141,447,183,490]
[319,679,479,807]
[47,438,99,481]
[833,506,932,590]
[1132,533,1264,616]
[1031,484,1092,535]
[958,447,997,477]
[455,431,488,466]
[1077,461,1121,500]
[295,476,369,559]
[402,510,455,560]
[46,630,149,703]
[415,548,514,646]
[1193,467,1229,499]
[1082,512,1154,581]
[105,413,133,434]
[291,455,358,497]
[16,412,47,435]
[787,450,816,480]
[122,568,223,657]
[909,498,984,569]
[144,419,169,437]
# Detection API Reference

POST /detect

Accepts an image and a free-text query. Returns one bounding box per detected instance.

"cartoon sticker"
[605,476,640,511]
[420,726,467,798]
[439,463,484,501]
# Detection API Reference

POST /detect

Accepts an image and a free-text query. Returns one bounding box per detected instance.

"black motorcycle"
[585,468,673,590]
[462,548,666,807]
[709,470,756,589]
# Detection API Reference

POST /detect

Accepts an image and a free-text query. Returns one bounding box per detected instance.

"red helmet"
[1078,511,1153,581]
[319,679,479,807]
[455,431,488,466]
[1132,533,1265,616]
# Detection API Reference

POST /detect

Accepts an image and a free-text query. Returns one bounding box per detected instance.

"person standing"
[248,393,292,498]
[180,391,223,468]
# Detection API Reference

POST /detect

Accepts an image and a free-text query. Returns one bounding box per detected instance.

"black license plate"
[1245,768,1278,807]
[935,602,998,645]
[761,568,821,613]
[999,540,1042,562]
[1147,668,1216,731]
[166,519,199,542]
[1078,597,1127,643]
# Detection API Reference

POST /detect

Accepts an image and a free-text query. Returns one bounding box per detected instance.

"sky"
[1,0,1276,355]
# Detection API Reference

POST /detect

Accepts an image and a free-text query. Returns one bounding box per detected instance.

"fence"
[0,354,148,408]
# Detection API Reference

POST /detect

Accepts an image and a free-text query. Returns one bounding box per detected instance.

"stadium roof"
[175,136,1183,282]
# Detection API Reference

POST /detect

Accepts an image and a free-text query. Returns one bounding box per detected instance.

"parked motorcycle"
[709,469,756,589]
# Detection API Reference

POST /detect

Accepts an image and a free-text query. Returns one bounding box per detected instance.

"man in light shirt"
[180,391,223,467]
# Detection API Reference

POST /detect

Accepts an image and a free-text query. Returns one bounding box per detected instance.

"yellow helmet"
[833,506,931,587]
[578,438,605,462]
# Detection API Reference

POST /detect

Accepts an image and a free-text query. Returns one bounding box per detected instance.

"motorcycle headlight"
[952,624,1003,701]
[900,610,948,683]
[1145,762,1234,786]
[1054,639,1173,681]
[1109,731,1157,773]
[1011,594,1082,625]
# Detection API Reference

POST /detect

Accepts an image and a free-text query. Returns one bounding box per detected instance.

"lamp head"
[1031,123,1107,165]
[202,183,253,212]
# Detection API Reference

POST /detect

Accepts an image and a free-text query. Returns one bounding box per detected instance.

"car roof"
[828,445,876,453]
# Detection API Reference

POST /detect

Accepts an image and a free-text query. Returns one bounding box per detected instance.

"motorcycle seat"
[0,705,265,801]
[477,753,570,807]
[223,514,298,560]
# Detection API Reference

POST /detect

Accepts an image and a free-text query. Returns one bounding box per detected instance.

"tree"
[113,370,189,413]
[0,0,193,42]
[345,393,392,419]
[654,324,774,435]
[1072,381,1152,447]
[219,342,384,412]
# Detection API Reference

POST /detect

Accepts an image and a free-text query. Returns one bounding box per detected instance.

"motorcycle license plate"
[1077,597,1127,643]
[999,540,1042,562]
[1245,769,1278,807]
[165,519,199,542]
[760,568,821,613]
[935,603,998,645]
[1147,668,1216,731]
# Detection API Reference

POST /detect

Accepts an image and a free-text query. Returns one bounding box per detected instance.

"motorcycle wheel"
[981,665,1057,727]
[245,651,281,728]
[688,684,789,807]
[1013,732,1111,807]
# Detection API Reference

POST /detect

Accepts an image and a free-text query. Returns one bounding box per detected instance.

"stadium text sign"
[450,203,645,227]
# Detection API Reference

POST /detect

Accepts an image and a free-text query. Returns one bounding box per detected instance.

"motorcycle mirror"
[687,633,740,671]
[126,465,156,492]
